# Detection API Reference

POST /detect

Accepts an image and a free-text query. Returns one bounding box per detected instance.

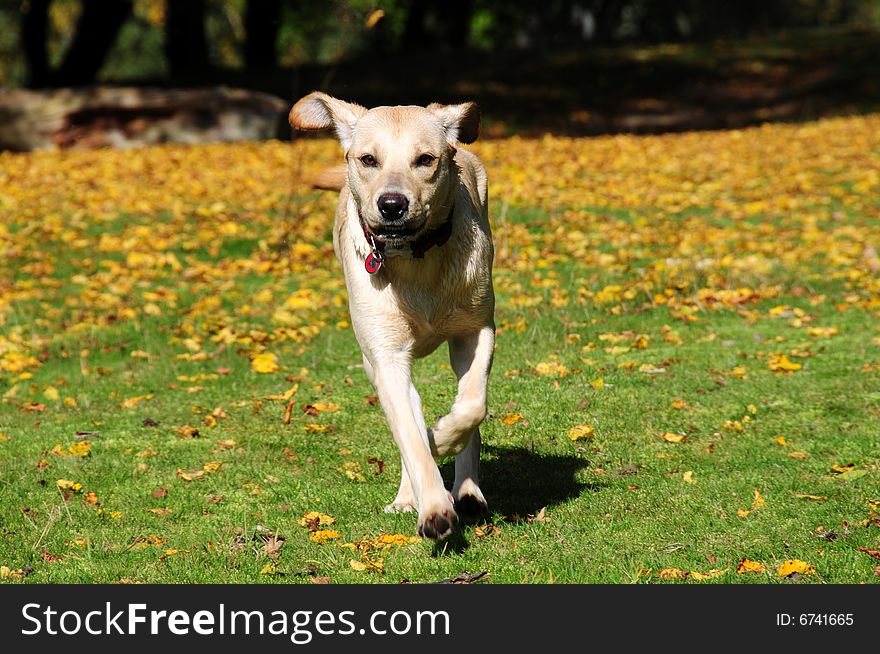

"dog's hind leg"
[430,325,494,519]
[452,428,488,520]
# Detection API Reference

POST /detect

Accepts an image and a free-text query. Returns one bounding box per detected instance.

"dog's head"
[289,92,480,244]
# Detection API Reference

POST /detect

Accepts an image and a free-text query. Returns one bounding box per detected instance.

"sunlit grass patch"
[1,115,879,583]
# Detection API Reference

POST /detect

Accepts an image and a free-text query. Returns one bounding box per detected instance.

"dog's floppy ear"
[427,101,480,145]
[289,92,367,151]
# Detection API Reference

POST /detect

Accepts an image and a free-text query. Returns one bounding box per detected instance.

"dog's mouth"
[370,221,426,244]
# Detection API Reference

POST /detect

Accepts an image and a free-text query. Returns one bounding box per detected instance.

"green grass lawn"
[1,118,879,584]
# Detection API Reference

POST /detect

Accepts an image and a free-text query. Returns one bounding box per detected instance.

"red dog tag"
[365,251,383,274]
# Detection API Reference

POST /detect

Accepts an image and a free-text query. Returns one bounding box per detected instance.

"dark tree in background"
[21,0,50,87]
[11,0,877,89]
[21,0,132,87]
[165,0,210,77]
[402,0,475,49]
[245,0,282,70]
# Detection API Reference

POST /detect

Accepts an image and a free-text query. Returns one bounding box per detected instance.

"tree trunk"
[165,0,210,78]
[21,0,51,88]
[54,0,133,87]
[441,0,473,48]
[245,0,281,70]
[402,0,430,49]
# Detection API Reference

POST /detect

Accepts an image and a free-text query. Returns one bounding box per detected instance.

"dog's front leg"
[429,325,494,519]
[367,352,457,539]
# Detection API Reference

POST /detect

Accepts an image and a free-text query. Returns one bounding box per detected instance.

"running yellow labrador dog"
[289,92,494,540]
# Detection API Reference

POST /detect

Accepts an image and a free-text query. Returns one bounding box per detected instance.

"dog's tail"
[312,165,346,192]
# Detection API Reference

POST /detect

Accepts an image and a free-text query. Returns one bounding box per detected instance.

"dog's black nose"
[377,193,409,222]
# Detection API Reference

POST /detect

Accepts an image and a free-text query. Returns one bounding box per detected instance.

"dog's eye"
[415,154,435,167]
[360,154,378,167]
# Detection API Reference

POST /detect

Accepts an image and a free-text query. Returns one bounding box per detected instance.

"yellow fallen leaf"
[176,468,205,481]
[56,479,82,492]
[264,384,299,401]
[251,352,280,374]
[363,557,384,573]
[68,441,91,457]
[259,563,277,575]
[309,529,341,544]
[202,461,222,473]
[303,424,333,432]
[788,451,808,460]
[299,512,335,527]
[777,559,815,577]
[807,326,838,338]
[43,386,60,401]
[768,354,802,372]
[658,567,687,580]
[737,559,765,574]
[683,471,695,484]
[689,568,728,581]
[568,424,595,441]
[349,559,367,571]
[0,566,25,579]
[670,399,689,410]
[120,393,154,409]
[661,432,685,443]
[533,361,569,377]
[374,534,421,546]
[589,378,605,389]
[174,425,200,438]
[774,436,787,446]
[340,461,365,481]
[501,412,524,425]
[729,365,748,379]
[308,402,340,414]
[474,524,502,538]
[753,488,765,509]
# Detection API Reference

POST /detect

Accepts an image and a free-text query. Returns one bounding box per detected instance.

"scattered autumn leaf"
[251,352,280,374]
[737,559,766,574]
[568,424,595,441]
[501,412,524,425]
[777,559,815,577]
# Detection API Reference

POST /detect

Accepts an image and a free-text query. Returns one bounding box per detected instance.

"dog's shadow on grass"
[434,444,601,556]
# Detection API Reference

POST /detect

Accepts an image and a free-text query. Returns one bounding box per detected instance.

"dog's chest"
[393,274,488,346]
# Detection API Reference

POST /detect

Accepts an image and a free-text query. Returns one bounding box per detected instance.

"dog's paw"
[454,493,489,522]
[453,479,488,522]
[417,496,458,540]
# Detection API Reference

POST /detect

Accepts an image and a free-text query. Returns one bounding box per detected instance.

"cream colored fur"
[289,92,494,539]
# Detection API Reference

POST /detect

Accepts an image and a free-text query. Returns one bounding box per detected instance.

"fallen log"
[0,86,288,151]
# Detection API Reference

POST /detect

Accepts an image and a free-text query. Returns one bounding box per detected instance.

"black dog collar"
[360,204,454,274]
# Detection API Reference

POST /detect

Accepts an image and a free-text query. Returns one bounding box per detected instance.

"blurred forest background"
[2,0,880,137]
